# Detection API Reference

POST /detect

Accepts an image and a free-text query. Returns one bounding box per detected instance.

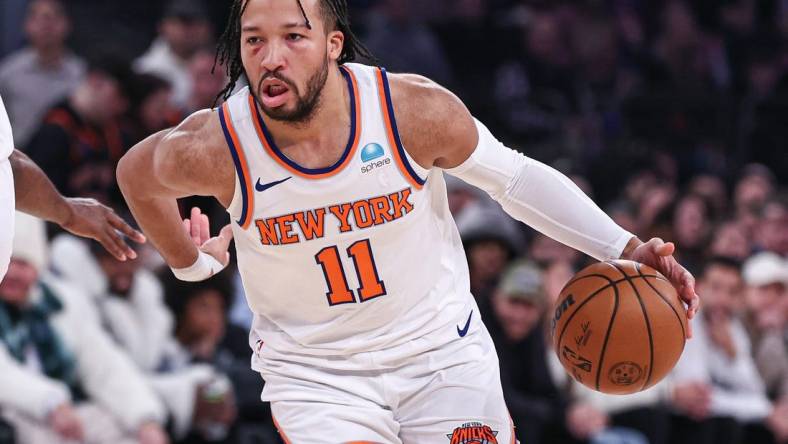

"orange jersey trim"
[271,414,291,444]
[218,103,254,229]
[374,67,426,190]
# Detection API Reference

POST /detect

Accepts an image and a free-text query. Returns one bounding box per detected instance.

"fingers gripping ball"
[551,260,687,394]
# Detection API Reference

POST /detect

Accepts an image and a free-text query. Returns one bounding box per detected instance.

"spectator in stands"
[457,203,524,320]
[488,261,564,444]
[135,0,213,108]
[733,164,775,233]
[49,233,226,442]
[25,55,132,206]
[0,0,85,148]
[362,0,453,86]
[671,194,713,273]
[493,7,577,146]
[756,195,788,256]
[127,73,181,145]
[670,257,785,444]
[708,220,752,261]
[185,48,227,114]
[0,213,168,444]
[742,253,788,402]
[161,269,277,444]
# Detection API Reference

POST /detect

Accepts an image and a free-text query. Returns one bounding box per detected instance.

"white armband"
[171,251,226,282]
[445,119,633,261]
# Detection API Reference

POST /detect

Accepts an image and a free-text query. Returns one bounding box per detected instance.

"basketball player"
[0,94,144,281]
[117,0,700,442]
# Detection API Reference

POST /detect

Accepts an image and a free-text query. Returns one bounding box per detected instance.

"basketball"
[551,260,687,395]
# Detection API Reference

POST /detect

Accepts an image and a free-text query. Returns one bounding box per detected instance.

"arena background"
[0,1,786,444]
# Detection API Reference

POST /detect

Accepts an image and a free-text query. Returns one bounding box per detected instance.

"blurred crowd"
[0,0,786,443]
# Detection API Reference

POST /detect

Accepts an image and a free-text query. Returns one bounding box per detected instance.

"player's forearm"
[9,149,71,225]
[117,136,199,269]
[446,120,634,261]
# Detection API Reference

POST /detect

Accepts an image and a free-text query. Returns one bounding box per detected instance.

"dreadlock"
[214,0,375,104]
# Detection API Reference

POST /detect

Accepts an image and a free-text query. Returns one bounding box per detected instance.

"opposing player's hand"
[183,207,233,266]
[622,237,699,338]
[61,198,146,261]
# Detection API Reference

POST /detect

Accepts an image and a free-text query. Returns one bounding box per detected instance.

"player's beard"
[255,54,329,125]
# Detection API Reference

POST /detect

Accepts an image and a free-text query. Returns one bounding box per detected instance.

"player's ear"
[326,30,344,62]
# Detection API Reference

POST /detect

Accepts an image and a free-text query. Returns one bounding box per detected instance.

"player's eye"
[286,33,304,42]
[246,36,262,44]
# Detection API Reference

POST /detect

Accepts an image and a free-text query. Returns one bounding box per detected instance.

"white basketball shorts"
[256,314,517,444]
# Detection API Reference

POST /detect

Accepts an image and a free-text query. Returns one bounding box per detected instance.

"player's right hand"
[183,207,233,266]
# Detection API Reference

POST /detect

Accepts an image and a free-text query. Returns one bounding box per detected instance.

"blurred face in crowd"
[734,173,773,215]
[83,72,128,124]
[543,260,574,307]
[189,51,227,110]
[468,240,510,284]
[625,171,657,204]
[525,12,569,67]
[241,0,344,123]
[673,195,709,248]
[179,290,227,347]
[25,0,70,53]
[140,87,174,133]
[662,1,698,46]
[0,260,38,307]
[698,263,744,320]
[96,254,142,296]
[757,201,788,255]
[688,175,727,216]
[746,282,786,320]
[709,222,750,260]
[162,16,213,60]
[493,292,543,342]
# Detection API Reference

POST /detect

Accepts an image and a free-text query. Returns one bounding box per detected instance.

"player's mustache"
[257,72,298,98]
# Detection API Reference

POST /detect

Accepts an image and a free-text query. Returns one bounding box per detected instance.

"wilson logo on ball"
[551,294,575,333]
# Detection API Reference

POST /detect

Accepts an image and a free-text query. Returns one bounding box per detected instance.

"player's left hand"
[60,197,146,261]
[622,237,699,338]
[183,207,233,267]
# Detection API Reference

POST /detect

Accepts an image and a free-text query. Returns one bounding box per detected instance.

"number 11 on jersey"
[315,239,387,306]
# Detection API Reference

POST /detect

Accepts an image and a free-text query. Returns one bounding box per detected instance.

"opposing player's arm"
[388,73,698,321]
[117,109,235,269]
[10,149,144,261]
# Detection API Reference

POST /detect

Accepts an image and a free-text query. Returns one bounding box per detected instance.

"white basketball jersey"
[220,63,475,360]
[0,95,13,161]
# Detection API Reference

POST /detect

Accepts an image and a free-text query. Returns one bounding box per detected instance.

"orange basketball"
[551,260,687,395]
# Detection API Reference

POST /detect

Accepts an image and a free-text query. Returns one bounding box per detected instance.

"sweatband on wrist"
[171,251,226,282]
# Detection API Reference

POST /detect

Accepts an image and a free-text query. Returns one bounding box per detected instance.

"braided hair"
[214,0,374,103]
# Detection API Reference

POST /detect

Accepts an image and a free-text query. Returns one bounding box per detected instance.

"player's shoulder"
[384,72,476,168]
[386,73,464,120]
[158,108,232,173]
[160,108,226,156]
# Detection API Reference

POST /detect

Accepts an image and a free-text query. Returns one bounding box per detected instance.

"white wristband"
[171,251,226,282]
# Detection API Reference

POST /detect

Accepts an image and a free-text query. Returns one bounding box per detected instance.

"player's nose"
[260,41,286,72]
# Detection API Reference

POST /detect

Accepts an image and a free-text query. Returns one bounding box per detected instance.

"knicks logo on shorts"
[446,422,499,444]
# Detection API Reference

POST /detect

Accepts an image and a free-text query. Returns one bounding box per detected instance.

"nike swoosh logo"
[255,176,292,192]
[457,310,473,337]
